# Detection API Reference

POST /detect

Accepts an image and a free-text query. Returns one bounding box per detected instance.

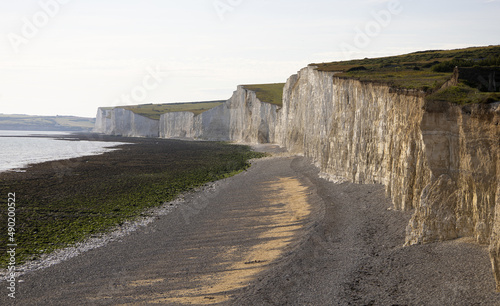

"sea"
[0,130,128,173]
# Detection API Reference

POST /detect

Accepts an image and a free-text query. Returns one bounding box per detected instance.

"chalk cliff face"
[406,102,500,245]
[278,66,500,288]
[94,107,159,138]
[277,67,429,211]
[159,111,196,139]
[94,108,113,135]
[159,86,279,143]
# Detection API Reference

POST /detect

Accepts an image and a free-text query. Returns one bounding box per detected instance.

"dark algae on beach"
[0,135,265,268]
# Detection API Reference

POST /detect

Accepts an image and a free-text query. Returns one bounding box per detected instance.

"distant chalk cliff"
[94,108,159,137]
[159,86,279,143]
[95,86,279,143]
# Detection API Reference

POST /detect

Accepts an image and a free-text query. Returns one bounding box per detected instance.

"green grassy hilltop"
[311,45,500,104]
[115,84,286,120]
[242,83,285,106]
[117,101,226,120]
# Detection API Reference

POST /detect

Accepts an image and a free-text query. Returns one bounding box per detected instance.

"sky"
[0,0,499,118]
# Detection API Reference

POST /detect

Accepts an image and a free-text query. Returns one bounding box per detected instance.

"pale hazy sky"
[0,0,499,117]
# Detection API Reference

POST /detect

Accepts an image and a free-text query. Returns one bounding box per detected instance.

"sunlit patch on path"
[108,176,311,305]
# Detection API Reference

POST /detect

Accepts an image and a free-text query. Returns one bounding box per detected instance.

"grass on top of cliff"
[242,83,285,106]
[311,45,500,104]
[0,137,266,268]
[120,101,225,120]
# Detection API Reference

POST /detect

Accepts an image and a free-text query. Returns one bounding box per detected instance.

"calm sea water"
[0,130,128,173]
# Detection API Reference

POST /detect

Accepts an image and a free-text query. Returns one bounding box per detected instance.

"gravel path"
[2,144,500,305]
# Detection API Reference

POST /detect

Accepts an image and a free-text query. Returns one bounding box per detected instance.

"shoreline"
[0,134,263,270]
[0,150,323,304]
[1,136,499,303]
[0,137,285,281]
[0,139,282,280]
[0,132,131,174]
[0,178,222,280]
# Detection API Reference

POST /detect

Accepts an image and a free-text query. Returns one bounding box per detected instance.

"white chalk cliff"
[159,86,279,143]
[95,66,500,289]
[94,107,159,138]
[277,66,500,289]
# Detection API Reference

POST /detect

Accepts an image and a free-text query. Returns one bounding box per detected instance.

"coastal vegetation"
[242,83,285,106]
[311,45,500,104]
[0,137,265,268]
[120,101,225,120]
